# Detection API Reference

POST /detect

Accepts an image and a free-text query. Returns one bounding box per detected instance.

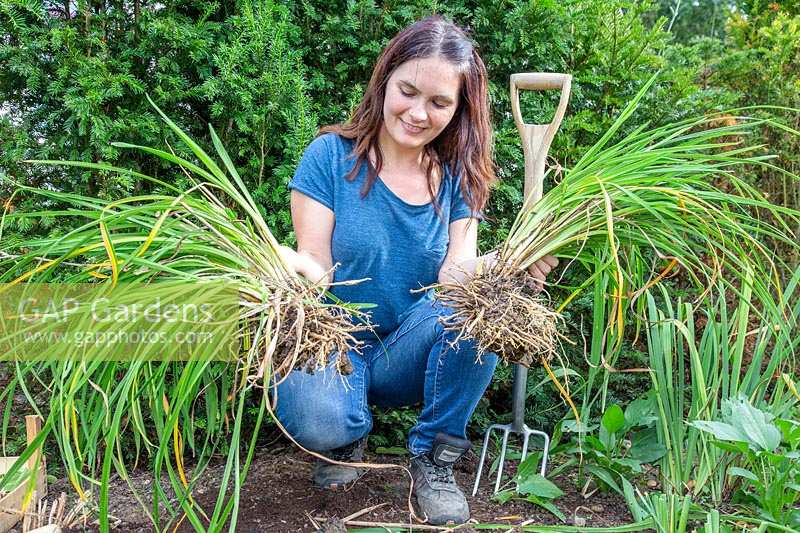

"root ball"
[436,265,561,366]
[250,278,369,377]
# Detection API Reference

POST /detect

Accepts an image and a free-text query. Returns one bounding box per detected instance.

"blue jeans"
[274,296,498,455]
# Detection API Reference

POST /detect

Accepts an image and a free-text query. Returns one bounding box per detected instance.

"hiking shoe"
[410,433,471,525]
[312,436,367,489]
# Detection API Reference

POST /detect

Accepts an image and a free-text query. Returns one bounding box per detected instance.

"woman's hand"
[528,255,559,291]
[277,244,299,275]
[277,245,330,288]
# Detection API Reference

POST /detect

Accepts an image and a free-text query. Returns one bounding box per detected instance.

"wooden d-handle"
[510,73,572,203]
[511,73,571,92]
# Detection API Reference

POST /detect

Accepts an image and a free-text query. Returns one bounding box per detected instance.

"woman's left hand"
[528,255,559,291]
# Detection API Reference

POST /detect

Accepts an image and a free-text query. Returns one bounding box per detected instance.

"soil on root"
[263,280,368,376]
[436,266,561,367]
[54,444,631,532]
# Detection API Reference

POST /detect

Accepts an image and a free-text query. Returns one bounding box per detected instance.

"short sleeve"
[288,134,335,210]
[449,172,483,223]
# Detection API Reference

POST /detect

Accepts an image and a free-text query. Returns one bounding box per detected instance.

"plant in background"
[567,254,652,430]
[717,5,800,270]
[369,406,418,451]
[691,397,800,528]
[2,3,800,531]
[493,454,567,522]
[567,398,666,499]
[631,492,696,533]
[645,266,800,504]
[486,395,666,524]
[0,0,315,243]
[202,0,318,237]
[3,0,784,463]
[626,492,745,533]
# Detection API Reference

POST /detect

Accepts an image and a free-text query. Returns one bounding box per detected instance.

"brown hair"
[319,15,496,214]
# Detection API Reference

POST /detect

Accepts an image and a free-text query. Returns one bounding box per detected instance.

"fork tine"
[472,424,496,496]
[526,429,551,476]
[520,431,531,463]
[494,427,511,494]
[539,431,551,476]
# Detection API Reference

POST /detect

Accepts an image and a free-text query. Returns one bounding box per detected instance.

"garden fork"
[472,73,572,496]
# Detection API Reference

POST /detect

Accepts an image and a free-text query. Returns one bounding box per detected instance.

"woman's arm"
[279,190,335,287]
[438,218,480,284]
[438,218,559,287]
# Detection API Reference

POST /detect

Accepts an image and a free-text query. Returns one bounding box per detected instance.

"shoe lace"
[421,455,455,484]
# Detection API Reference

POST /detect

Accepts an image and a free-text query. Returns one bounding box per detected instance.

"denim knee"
[274,367,371,451]
[429,298,468,344]
[412,297,455,337]
[383,296,482,358]
[280,400,361,451]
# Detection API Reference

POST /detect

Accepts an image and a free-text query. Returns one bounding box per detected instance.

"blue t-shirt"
[288,133,479,341]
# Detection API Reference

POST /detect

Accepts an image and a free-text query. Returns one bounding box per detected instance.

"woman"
[277,15,557,525]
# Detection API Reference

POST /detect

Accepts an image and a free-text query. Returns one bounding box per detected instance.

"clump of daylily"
[438,78,799,372]
[0,97,370,532]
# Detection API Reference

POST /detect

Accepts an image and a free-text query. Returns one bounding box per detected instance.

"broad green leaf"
[516,473,564,499]
[621,477,646,522]
[560,419,598,433]
[761,451,791,470]
[629,429,667,463]
[585,434,607,452]
[693,397,782,452]
[585,464,622,495]
[615,458,645,472]
[515,453,544,483]
[526,494,567,523]
[776,418,800,446]
[725,398,782,452]
[623,396,657,431]
[690,421,748,443]
[712,440,750,454]
[602,404,625,434]
[492,489,515,504]
[728,466,758,482]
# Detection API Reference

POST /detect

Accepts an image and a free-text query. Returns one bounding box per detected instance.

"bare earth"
[49,443,631,532]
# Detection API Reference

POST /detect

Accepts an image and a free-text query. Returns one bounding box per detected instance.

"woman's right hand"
[277,245,330,288]
[277,244,300,275]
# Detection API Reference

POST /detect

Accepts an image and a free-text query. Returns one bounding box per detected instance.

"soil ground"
[42,442,632,533]
[2,369,633,532]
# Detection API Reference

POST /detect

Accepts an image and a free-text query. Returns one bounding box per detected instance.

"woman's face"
[381,56,461,154]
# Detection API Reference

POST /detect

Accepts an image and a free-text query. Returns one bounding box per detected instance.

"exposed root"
[435,263,563,366]
[244,277,371,378]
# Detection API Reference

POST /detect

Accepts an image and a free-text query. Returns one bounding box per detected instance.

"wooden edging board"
[0,416,47,533]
